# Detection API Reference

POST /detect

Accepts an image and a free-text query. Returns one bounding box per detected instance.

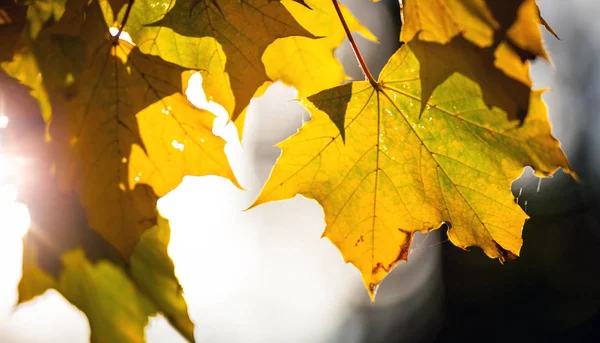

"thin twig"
[331,0,379,90]
[115,0,135,42]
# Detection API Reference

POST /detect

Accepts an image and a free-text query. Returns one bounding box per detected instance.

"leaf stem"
[332,0,379,90]
[115,0,135,42]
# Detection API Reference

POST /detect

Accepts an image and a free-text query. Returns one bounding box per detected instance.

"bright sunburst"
[0,103,31,240]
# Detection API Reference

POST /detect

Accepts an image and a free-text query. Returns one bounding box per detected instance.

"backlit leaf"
[400,0,551,88]
[400,0,548,58]
[124,0,235,118]
[130,216,195,342]
[1,67,195,342]
[263,0,377,98]
[253,39,573,299]
[21,189,195,343]
[25,0,67,38]
[59,249,157,343]
[150,0,314,119]
[0,0,577,338]
[1,46,53,123]
[45,0,236,257]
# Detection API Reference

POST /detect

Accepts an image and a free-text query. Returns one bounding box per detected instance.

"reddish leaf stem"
[115,0,135,42]
[332,0,379,89]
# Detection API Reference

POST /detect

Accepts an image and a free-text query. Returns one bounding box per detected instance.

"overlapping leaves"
[1,66,194,342]
[400,0,549,58]
[124,0,361,132]
[149,0,314,119]
[263,0,376,98]
[1,0,240,340]
[0,0,575,340]
[400,0,550,86]
[254,38,572,298]
[253,3,573,298]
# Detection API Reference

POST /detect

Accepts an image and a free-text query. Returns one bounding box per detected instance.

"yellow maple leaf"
[400,0,551,87]
[2,62,195,341]
[400,0,547,57]
[50,0,236,257]
[253,38,573,300]
[263,0,377,98]
[150,0,314,120]
[125,0,236,120]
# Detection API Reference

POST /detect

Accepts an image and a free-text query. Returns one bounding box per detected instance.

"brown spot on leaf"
[355,235,365,247]
[494,242,519,263]
[371,231,414,275]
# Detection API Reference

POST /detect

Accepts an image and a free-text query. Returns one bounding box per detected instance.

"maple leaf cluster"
[0,0,573,341]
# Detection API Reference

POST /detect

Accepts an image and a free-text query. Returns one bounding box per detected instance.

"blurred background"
[1,0,599,342]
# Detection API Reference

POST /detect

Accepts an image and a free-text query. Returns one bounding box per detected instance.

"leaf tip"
[290,0,312,10]
[367,282,378,303]
[494,242,519,263]
[244,197,264,212]
[229,175,245,191]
